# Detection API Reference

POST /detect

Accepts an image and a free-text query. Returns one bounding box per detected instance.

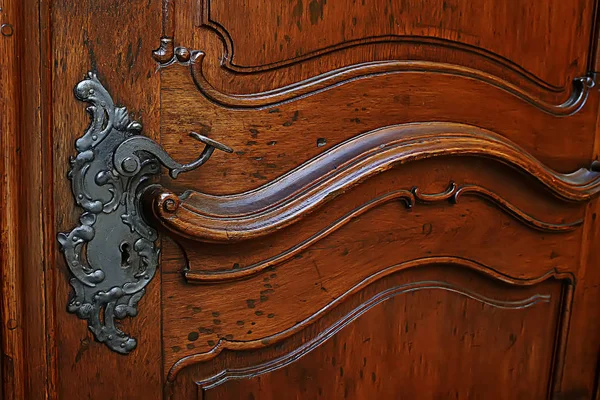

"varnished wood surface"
[162,0,596,109]
[196,265,566,400]
[1,0,26,398]
[148,122,600,244]
[4,0,600,399]
[50,0,163,399]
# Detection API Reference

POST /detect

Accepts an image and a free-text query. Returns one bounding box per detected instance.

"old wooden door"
[4,0,600,399]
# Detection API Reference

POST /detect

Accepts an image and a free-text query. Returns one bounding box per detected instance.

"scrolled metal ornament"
[58,72,232,354]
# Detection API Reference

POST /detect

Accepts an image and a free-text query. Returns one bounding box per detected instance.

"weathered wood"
[6,0,600,399]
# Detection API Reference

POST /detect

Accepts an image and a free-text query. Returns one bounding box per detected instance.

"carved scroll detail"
[147,122,600,245]
[58,73,231,354]
[183,182,581,284]
[153,37,594,113]
[167,257,574,383]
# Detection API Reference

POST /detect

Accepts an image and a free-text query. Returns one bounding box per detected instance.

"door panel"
[5,0,600,399]
[195,264,568,400]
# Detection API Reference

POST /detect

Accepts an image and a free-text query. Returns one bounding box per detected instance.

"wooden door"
[4,0,600,399]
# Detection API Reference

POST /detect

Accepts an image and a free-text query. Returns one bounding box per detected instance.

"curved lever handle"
[114,132,232,179]
[57,72,231,354]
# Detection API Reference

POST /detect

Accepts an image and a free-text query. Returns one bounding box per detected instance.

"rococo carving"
[57,72,232,354]
[153,37,595,113]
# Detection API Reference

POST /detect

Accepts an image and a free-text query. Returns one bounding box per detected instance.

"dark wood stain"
[5,0,600,399]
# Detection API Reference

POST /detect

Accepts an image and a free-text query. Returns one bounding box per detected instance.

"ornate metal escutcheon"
[58,72,232,354]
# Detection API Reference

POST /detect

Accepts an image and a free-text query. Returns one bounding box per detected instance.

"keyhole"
[120,242,131,268]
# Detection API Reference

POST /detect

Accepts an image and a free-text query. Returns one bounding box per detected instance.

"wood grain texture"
[148,122,600,244]
[156,0,597,111]
[168,258,572,380]
[0,0,26,398]
[6,0,600,398]
[154,39,595,113]
[159,156,588,391]
[166,264,571,399]
[180,182,583,284]
[51,0,163,398]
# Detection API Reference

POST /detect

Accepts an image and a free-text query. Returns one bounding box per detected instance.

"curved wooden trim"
[167,256,573,381]
[184,183,581,284]
[153,38,593,113]
[201,283,549,390]
[147,122,599,243]
[195,0,574,90]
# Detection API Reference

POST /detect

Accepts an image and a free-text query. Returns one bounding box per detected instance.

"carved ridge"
[167,257,574,381]
[192,0,572,92]
[153,37,593,113]
[200,284,549,390]
[147,122,600,244]
[184,183,581,284]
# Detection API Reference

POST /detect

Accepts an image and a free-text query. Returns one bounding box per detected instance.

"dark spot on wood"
[192,306,201,314]
[233,263,240,269]
[363,337,371,343]
[75,338,90,364]
[197,123,211,136]
[317,138,327,147]
[212,311,220,317]
[207,340,216,346]
[332,356,336,366]
[224,334,234,340]
[264,283,272,288]
[213,319,221,325]
[251,322,256,325]
[249,128,259,138]
[350,117,361,123]
[550,251,559,259]
[372,372,376,382]
[252,172,268,180]
[246,140,257,146]
[199,327,213,334]
[188,331,199,341]
[340,367,344,377]
[186,343,195,350]
[247,299,256,308]
[422,223,433,236]
[268,313,275,318]
[255,310,264,316]
[508,333,517,349]
[270,273,277,278]
[267,141,277,146]
[308,0,324,25]
[247,330,253,334]
[268,108,280,113]
[171,346,181,353]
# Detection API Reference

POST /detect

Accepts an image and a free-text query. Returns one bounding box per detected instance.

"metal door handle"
[57,72,231,354]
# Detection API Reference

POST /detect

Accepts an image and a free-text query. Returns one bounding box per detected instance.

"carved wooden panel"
[201,0,590,88]
[8,0,600,399]
[157,0,596,112]
[173,264,571,399]
[149,1,600,398]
